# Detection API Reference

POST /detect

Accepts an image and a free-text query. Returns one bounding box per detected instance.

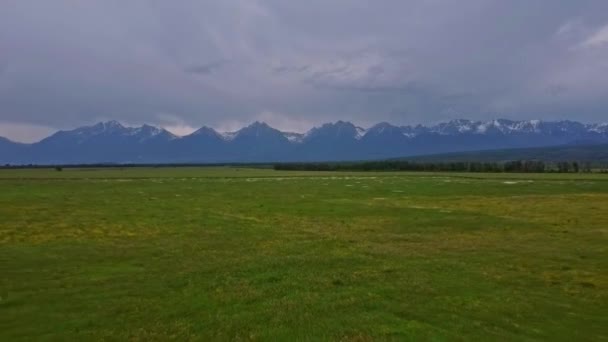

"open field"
[1,167,607,340]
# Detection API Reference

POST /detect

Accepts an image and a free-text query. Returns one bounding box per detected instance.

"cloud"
[183,60,230,75]
[1,0,608,142]
[582,24,608,48]
[0,121,55,143]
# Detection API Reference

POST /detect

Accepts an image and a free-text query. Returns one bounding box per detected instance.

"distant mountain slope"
[402,143,608,163]
[26,121,177,164]
[0,137,25,164]
[1,119,607,164]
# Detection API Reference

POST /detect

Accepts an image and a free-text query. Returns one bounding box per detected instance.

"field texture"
[1,168,607,340]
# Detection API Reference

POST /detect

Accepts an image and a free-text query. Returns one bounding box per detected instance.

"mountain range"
[1,119,608,164]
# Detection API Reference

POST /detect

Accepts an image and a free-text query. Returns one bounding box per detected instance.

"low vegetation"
[1,167,607,340]
[274,160,589,173]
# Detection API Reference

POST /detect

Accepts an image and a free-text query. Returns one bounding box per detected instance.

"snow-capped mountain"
[227,122,292,160]
[282,132,305,143]
[39,121,177,146]
[589,122,608,133]
[303,121,364,142]
[13,121,177,164]
[1,119,607,164]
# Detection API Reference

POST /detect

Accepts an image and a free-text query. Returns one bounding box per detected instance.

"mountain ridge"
[400,143,608,164]
[1,119,607,164]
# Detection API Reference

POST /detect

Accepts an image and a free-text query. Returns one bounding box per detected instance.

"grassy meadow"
[1,167,607,340]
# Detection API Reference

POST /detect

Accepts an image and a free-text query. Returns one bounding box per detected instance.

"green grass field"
[1,167,607,340]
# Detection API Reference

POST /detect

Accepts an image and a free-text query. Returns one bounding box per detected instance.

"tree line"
[274,160,595,173]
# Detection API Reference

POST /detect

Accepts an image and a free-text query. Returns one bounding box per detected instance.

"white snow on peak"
[424,119,552,135]
[220,131,237,141]
[428,119,475,135]
[589,122,608,133]
[282,132,304,143]
[135,125,177,141]
[355,126,367,140]
[76,121,124,136]
[476,119,508,133]
[476,122,488,133]
[456,122,474,133]
[102,120,123,130]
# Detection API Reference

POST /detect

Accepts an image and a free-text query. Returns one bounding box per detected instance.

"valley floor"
[1,168,607,340]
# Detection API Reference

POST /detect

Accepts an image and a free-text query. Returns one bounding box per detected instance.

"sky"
[1,0,608,142]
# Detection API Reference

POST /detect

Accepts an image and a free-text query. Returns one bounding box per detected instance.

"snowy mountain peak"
[432,119,476,134]
[132,124,177,141]
[105,120,123,128]
[225,121,289,144]
[282,132,305,143]
[89,120,125,133]
[366,122,400,136]
[138,124,161,135]
[72,120,127,137]
[589,122,608,133]
[304,121,361,141]
[355,126,367,140]
[238,121,278,136]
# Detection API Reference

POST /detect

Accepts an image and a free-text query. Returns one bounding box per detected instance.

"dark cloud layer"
[1,0,608,141]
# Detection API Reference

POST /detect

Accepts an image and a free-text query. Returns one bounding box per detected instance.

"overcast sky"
[1,0,608,142]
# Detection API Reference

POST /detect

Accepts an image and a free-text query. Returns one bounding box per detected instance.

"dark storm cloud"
[1,0,608,141]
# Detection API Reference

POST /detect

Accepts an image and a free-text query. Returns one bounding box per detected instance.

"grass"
[1,167,607,340]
